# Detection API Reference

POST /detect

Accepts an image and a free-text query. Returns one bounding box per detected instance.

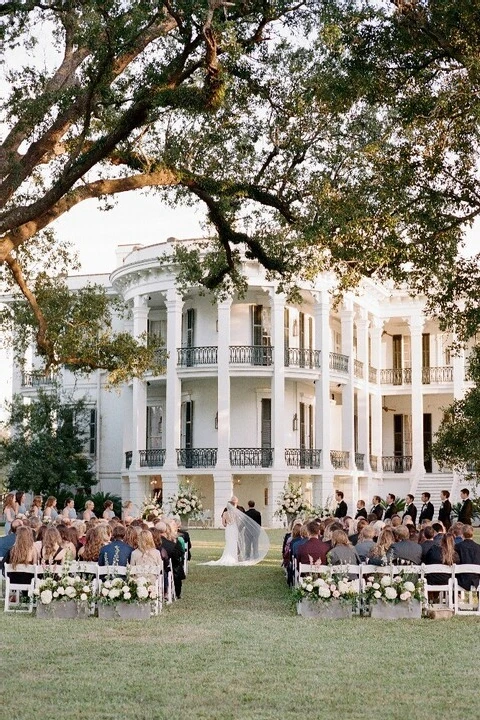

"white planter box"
[36,601,90,619]
[98,602,151,620]
[297,599,352,619]
[370,599,422,620]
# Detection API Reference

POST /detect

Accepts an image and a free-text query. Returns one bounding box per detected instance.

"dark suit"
[458,498,473,525]
[384,503,397,520]
[419,502,434,524]
[456,539,480,589]
[245,508,262,559]
[420,540,435,561]
[334,501,348,519]
[355,507,367,520]
[98,540,133,567]
[371,504,383,521]
[390,540,422,565]
[438,500,452,530]
[403,503,417,525]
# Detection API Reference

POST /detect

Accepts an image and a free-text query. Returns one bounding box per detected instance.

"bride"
[203,496,269,566]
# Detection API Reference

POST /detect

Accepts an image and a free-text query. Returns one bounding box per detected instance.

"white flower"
[65,586,76,598]
[332,590,340,598]
[103,580,112,589]
[123,591,131,600]
[366,582,373,588]
[102,588,109,597]
[122,585,129,593]
[318,587,331,599]
[80,593,88,601]
[149,588,158,599]
[374,590,382,599]
[137,586,149,599]
[66,576,75,586]
[40,590,53,605]
[57,586,65,595]
[305,583,313,593]
[82,585,91,593]
[337,581,349,594]
[385,587,397,600]
[403,581,415,592]
[136,576,148,586]
[399,591,411,601]
[380,576,392,587]
[372,582,380,590]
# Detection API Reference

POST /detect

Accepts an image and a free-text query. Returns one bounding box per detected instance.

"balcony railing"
[329,352,349,373]
[21,371,56,387]
[369,455,378,472]
[421,366,453,384]
[369,366,378,383]
[284,348,321,369]
[382,455,412,473]
[177,346,218,366]
[285,448,322,468]
[229,448,273,467]
[355,452,365,470]
[139,449,166,467]
[354,359,364,379]
[229,345,273,366]
[177,448,217,468]
[125,451,132,469]
[380,368,412,385]
[330,450,349,469]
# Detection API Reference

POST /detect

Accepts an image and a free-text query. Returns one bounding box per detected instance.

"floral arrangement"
[96,574,158,605]
[34,569,94,606]
[276,482,310,520]
[141,496,163,520]
[168,485,203,518]
[309,496,334,520]
[293,572,360,605]
[363,573,425,605]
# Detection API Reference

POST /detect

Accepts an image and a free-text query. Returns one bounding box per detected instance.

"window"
[146,406,163,449]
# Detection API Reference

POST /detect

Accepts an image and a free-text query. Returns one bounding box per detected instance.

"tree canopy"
[1,0,480,379]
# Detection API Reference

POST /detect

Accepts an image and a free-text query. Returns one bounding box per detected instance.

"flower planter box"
[36,601,90,619]
[297,599,352,619]
[98,602,151,620]
[370,599,422,620]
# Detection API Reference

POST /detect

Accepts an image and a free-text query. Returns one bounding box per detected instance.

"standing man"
[334,490,348,519]
[355,500,368,520]
[384,494,398,521]
[245,500,262,560]
[438,490,452,530]
[403,494,417,526]
[371,495,384,521]
[418,492,434,525]
[458,488,474,525]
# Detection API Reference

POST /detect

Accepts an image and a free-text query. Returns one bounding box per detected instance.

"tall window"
[423,413,432,473]
[181,401,194,449]
[284,308,290,366]
[146,406,163,449]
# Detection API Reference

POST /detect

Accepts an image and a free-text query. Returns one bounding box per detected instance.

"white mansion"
[12,238,476,526]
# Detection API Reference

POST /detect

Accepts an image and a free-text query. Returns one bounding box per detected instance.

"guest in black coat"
[438,490,452,530]
[458,488,474,525]
[420,526,436,561]
[456,525,480,590]
[334,490,348,519]
[419,492,434,525]
[403,494,417,526]
[370,496,384,521]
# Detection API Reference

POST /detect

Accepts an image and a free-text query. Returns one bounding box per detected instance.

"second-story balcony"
[285,448,322,468]
[355,452,365,470]
[422,366,453,384]
[330,450,349,469]
[177,448,217,468]
[229,345,273,366]
[380,368,412,385]
[177,346,218,367]
[21,370,56,387]
[382,455,412,473]
[369,366,378,383]
[139,449,166,467]
[329,352,349,374]
[230,448,273,467]
[284,348,321,369]
[354,359,364,379]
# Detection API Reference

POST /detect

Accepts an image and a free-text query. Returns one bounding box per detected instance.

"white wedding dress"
[202,504,270,566]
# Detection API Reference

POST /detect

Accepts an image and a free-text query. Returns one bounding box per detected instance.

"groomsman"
[418,492,434,525]
[334,490,348,519]
[383,493,398,520]
[403,494,417,526]
[370,495,384,521]
[438,490,452,530]
[355,500,368,520]
[458,488,474,525]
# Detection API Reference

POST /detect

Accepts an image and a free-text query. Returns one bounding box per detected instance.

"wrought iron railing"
[382,455,412,473]
[229,448,273,467]
[229,345,273,366]
[329,352,349,373]
[21,371,56,387]
[176,448,217,468]
[285,448,322,468]
[177,346,218,366]
[284,348,321,369]
[369,366,378,383]
[125,451,132,469]
[330,450,349,469]
[355,452,365,470]
[380,368,412,385]
[139,449,166,467]
[421,366,453,384]
[354,359,364,379]
[369,455,378,472]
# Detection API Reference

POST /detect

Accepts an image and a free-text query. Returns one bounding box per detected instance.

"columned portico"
[341,301,355,470]
[216,300,232,471]
[271,291,286,472]
[164,289,182,478]
[409,315,425,495]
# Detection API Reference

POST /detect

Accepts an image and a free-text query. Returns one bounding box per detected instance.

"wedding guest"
[122,500,136,525]
[43,496,58,523]
[130,529,162,566]
[156,520,185,599]
[418,492,434,524]
[390,525,422,565]
[403,494,417,526]
[384,494,397,520]
[355,500,368,520]
[456,525,480,590]
[15,491,27,516]
[3,493,16,534]
[3,526,38,585]
[0,518,23,570]
[28,496,43,520]
[62,498,77,521]
[98,524,133,566]
[349,518,368,546]
[289,523,309,560]
[73,520,87,546]
[296,521,329,565]
[424,534,459,585]
[57,524,78,559]
[83,500,96,522]
[327,530,360,565]
[78,525,109,561]
[432,522,445,544]
[391,516,402,528]
[419,526,436,561]
[372,520,385,541]
[103,500,115,520]
[367,527,395,566]
[354,526,376,561]
[438,490,452,530]
[27,517,42,534]
[458,488,474,525]
[39,527,71,564]
[125,525,139,550]
[334,490,348,518]
[370,496,384,521]
[452,523,464,545]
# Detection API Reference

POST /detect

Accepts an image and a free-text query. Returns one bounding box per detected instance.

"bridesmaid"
[43,496,59,523]
[3,493,16,534]
[29,496,43,520]
[15,491,27,516]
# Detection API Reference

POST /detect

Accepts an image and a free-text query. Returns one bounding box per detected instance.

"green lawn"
[1,529,480,720]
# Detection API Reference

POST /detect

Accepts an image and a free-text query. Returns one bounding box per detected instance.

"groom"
[245,500,262,560]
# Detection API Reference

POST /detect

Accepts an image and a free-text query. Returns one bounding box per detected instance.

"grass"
[1,529,480,720]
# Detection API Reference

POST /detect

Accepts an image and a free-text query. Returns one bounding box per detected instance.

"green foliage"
[0,388,95,497]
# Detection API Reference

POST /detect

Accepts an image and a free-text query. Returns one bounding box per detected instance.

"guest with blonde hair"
[83,500,96,522]
[367,527,395,566]
[327,529,360,565]
[130,530,163,571]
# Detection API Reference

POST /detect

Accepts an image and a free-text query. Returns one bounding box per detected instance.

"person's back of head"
[462,525,474,540]
[359,526,375,541]
[356,518,368,533]
[306,520,320,538]
[391,517,401,527]
[248,500,255,508]
[423,526,435,540]
[453,522,464,537]
[331,529,349,547]
[112,524,126,541]
[393,525,409,542]
[367,513,378,524]
[155,520,168,535]
[432,522,444,534]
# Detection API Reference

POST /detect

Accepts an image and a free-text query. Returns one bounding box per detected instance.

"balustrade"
[229,345,273,366]
[177,346,218,366]
[329,352,349,373]
[285,448,322,468]
[139,449,166,467]
[229,448,273,467]
[177,448,217,468]
[382,455,412,473]
[330,450,349,469]
[284,348,321,369]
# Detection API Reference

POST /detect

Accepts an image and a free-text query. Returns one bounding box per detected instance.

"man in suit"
[334,490,348,519]
[355,500,368,520]
[390,525,422,565]
[456,525,480,590]
[370,495,383,521]
[98,524,133,566]
[403,494,417,526]
[438,490,452,530]
[384,494,397,521]
[458,488,474,525]
[296,520,330,565]
[418,492,434,525]
[420,526,436,561]
[245,500,262,560]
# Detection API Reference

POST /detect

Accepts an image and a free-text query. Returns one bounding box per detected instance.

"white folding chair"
[165,560,176,604]
[422,564,455,610]
[129,564,164,615]
[4,564,37,613]
[453,564,480,615]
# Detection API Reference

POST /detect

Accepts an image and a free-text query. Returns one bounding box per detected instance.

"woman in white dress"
[203,497,270,566]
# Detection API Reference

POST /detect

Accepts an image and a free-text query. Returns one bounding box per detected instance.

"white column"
[370,317,383,493]
[453,344,465,401]
[314,292,332,472]
[409,316,425,490]
[271,291,286,470]
[269,471,289,527]
[356,311,371,473]
[131,295,149,472]
[341,302,355,470]
[216,300,232,470]
[213,472,233,527]
[164,289,183,473]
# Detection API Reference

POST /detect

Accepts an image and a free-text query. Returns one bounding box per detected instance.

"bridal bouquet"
[169,485,203,519]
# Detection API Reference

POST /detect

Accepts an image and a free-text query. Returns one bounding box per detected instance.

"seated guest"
[98,524,134,566]
[3,526,38,586]
[0,518,24,570]
[432,522,445,544]
[130,529,162,568]
[349,518,368,546]
[327,530,360,566]
[78,525,109,562]
[125,525,139,550]
[391,516,402,528]
[155,521,186,598]
[425,534,459,585]
[390,525,422,565]
[295,521,330,566]
[72,520,87,547]
[39,527,72,565]
[57,524,78,559]
[456,525,480,590]
[289,524,309,559]
[282,519,303,562]
[452,523,464,545]
[420,526,436,560]
[83,500,96,522]
[354,526,376,562]
[372,520,385,541]
[367,527,395,566]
